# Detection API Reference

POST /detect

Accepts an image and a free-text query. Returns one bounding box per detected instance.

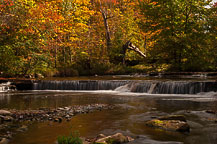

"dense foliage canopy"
[0,0,216,77]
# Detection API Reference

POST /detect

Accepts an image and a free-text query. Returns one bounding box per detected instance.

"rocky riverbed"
[0,104,114,144]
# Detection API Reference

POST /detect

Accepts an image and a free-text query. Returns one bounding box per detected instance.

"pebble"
[0,104,114,142]
[54,117,62,123]
[57,108,64,111]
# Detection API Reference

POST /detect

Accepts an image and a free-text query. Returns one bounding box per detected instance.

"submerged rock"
[145,115,190,132]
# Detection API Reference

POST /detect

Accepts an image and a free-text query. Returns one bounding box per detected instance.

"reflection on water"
[0,91,216,144]
[0,91,127,110]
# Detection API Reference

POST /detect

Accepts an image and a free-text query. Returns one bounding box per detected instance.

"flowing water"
[1,78,217,144]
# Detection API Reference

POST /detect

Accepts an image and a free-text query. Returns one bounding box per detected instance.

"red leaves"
[214,2,217,8]
[2,0,14,7]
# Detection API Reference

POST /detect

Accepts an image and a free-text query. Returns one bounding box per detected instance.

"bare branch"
[126,41,146,58]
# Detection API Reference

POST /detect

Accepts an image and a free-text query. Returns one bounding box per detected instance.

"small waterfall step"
[148,83,157,94]
[32,80,217,94]
[33,80,130,91]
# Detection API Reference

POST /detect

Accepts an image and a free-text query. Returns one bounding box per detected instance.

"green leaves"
[138,0,217,71]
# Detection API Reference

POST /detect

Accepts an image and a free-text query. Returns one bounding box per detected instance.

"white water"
[31,89,217,100]
[33,80,217,94]
[0,82,11,92]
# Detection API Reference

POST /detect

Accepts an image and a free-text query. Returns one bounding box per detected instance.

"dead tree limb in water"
[122,41,146,64]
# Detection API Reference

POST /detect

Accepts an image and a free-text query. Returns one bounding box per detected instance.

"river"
[0,76,217,144]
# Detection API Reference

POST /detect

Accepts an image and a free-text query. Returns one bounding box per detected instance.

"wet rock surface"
[145,115,190,132]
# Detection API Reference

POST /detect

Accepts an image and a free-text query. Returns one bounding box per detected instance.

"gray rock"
[57,108,64,111]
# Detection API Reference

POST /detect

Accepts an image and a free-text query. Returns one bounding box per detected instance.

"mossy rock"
[146,119,190,132]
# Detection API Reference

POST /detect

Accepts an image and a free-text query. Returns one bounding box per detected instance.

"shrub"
[57,132,82,144]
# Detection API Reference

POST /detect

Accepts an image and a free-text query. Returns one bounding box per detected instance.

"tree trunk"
[101,9,111,52]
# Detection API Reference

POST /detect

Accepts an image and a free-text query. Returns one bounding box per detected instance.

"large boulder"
[94,133,134,144]
[145,115,190,132]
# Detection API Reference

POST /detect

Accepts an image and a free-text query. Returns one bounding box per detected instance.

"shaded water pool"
[0,90,217,144]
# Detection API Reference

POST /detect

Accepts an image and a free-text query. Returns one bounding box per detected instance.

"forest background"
[0,0,217,77]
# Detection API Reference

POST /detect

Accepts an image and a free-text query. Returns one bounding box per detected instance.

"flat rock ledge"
[145,115,190,132]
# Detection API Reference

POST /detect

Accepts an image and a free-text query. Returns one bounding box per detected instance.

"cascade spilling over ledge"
[31,80,217,94]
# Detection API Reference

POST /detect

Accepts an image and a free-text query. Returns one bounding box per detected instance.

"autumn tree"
[139,0,217,71]
[0,0,47,76]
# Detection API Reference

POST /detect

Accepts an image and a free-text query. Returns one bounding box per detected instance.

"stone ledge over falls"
[32,80,217,94]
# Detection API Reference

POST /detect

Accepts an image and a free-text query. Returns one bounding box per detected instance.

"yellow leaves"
[76,23,88,28]
[74,0,90,5]
[181,58,188,62]
[41,19,46,23]
[69,37,80,42]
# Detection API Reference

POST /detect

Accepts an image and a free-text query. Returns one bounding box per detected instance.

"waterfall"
[32,80,217,94]
[33,80,129,91]
[148,83,157,94]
